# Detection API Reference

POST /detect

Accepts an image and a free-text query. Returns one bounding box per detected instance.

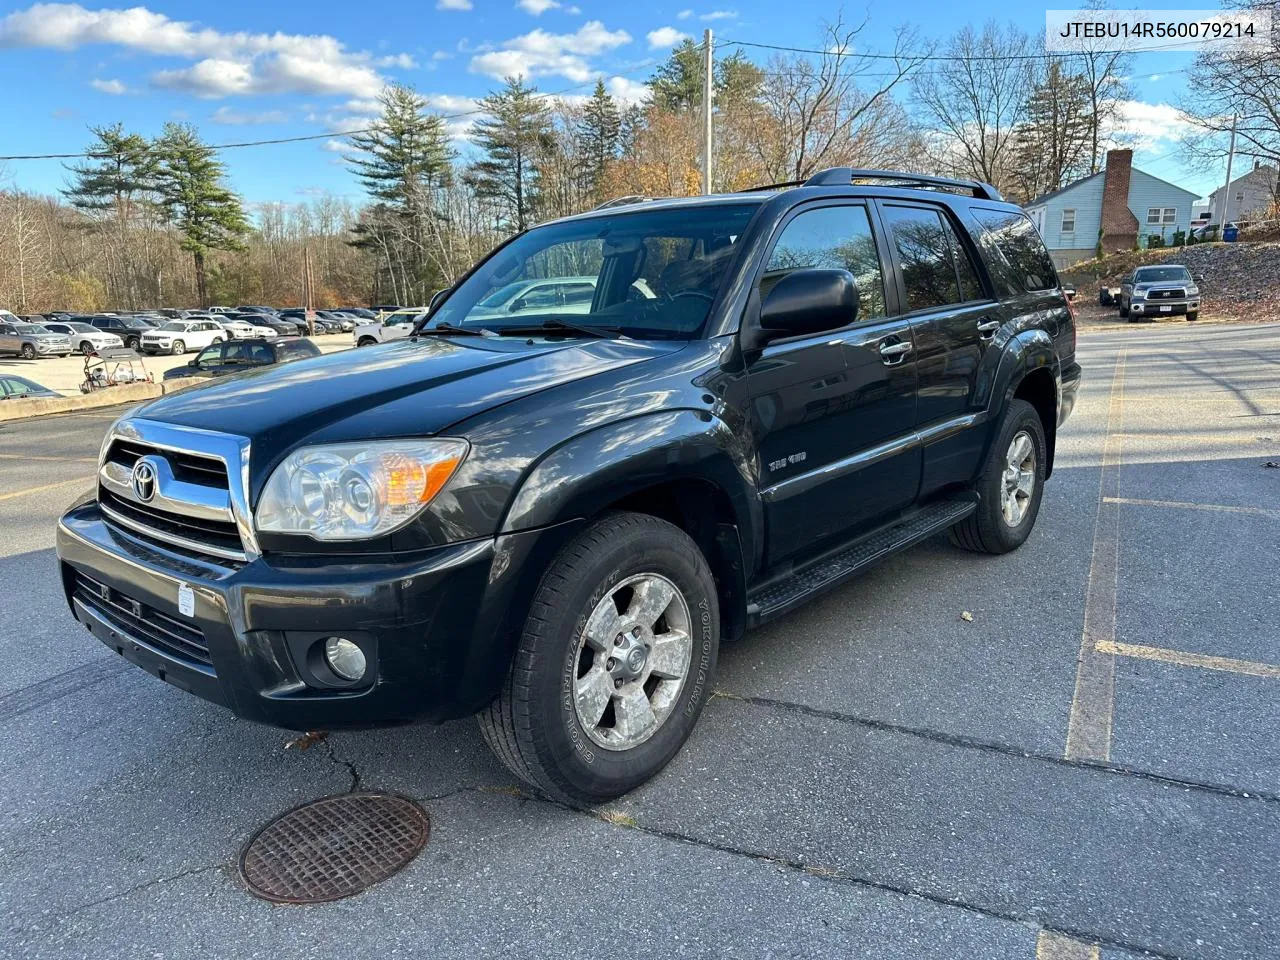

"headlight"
[1186,285,1199,296]
[1133,285,1150,296]
[254,439,468,540]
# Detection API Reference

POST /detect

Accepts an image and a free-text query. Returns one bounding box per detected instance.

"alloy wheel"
[1000,430,1036,527]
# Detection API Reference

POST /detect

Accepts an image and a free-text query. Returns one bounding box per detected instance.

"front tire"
[20,344,35,360]
[950,399,1047,555]
[1186,311,1198,321]
[80,341,96,356]
[171,339,186,355]
[478,512,720,805]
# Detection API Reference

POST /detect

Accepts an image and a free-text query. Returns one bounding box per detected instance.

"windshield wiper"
[411,321,495,338]
[496,319,627,340]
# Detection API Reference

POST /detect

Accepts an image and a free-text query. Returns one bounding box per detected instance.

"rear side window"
[761,205,886,319]
[276,340,319,361]
[882,205,980,312]
[969,208,1058,295]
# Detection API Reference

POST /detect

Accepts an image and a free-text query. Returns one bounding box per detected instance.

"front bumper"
[140,340,172,353]
[34,341,71,355]
[56,502,572,729]
[1129,297,1199,315]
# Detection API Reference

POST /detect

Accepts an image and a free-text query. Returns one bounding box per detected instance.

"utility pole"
[302,246,316,336]
[702,28,713,195]
[1217,113,1238,228]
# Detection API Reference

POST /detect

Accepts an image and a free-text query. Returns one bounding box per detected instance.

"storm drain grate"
[240,792,429,903]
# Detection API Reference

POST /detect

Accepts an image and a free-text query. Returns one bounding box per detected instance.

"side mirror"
[509,298,527,312]
[1192,274,1204,283]
[749,269,858,348]
[188,358,198,367]
[429,287,451,311]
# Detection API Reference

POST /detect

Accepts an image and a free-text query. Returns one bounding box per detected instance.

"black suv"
[85,314,156,349]
[56,169,1080,804]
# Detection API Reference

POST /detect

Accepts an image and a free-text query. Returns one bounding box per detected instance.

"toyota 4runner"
[57,168,1081,804]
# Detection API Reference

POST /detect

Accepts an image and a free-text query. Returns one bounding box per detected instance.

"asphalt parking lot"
[2,321,1277,960]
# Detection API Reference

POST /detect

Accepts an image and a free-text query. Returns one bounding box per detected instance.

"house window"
[1146,207,1162,224]
[1060,209,1076,233]
[1162,207,1177,224]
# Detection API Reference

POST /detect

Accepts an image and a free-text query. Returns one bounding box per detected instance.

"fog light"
[323,637,367,682]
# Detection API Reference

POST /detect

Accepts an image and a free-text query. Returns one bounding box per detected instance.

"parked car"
[0,320,72,358]
[322,311,358,332]
[56,167,1080,805]
[469,276,598,320]
[279,309,340,334]
[353,308,427,346]
[86,314,156,350]
[339,307,377,320]
[139,318,229,355]
[213,316,276,340]
[235,304,278,316]
[41,321,125,356]
[1117,264,1203,321]
[163,336,321,381]
[0,374,60,399]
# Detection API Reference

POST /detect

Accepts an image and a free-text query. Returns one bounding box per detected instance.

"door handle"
[976,319,1001,335]
[879,340,913,364]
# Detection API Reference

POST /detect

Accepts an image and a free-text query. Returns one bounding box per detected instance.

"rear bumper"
[56,502,572,729]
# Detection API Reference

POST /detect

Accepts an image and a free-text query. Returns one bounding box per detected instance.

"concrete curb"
[0,377,205,423]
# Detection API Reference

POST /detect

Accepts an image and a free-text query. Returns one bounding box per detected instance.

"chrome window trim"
[102,418,259,560]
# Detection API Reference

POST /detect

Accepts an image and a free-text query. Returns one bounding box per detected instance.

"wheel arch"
[992,330,1059,478]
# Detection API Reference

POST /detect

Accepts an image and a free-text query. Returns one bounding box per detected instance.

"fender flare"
[983,328,1060,470]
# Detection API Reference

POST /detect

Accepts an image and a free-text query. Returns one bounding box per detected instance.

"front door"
[877,201,1001,495]
[0,324,18,355]
[745,201,920,567]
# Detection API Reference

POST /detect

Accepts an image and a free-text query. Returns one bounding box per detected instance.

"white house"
[1207,162,1279,224]
[1024,149,1201,269]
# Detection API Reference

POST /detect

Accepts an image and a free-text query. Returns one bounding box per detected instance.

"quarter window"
[969,208,1059,295]
[761,205,886,319]
[1061,209,1076,233]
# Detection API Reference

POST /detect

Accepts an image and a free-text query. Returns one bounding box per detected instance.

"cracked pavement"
[2,322,1279,959]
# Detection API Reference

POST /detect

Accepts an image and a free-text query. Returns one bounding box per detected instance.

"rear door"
[876,201,999,495]
[0,324,17,355]
[745,200,919,565]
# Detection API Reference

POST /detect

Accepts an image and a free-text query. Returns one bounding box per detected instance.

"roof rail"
[739,179,807,193]
[594,195,654,210]
[803,168,1003,202]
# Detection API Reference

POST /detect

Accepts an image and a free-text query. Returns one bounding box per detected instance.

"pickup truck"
[1117,264,1203,320]
[56,168,1080,804]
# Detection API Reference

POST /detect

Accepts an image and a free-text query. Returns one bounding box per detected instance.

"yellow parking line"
[1102,496,1280,519]
[0,476,93,502]
[1096,639,1280,680]
[1065,352,1125,763]
[1035,930,1100,960]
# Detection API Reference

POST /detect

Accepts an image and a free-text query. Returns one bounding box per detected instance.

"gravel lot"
[0,334,354,395]
[1,323,1277,959]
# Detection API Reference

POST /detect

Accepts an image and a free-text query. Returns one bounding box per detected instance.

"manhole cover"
[240,792,429,903]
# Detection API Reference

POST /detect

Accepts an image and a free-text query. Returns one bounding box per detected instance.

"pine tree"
[649,41,764,113]
[467,76,553,232]
[576,80,622,196]
[152,122,249,306]
[348,84,454,299]
[63,123,156,219]
[1011,61,1095,202]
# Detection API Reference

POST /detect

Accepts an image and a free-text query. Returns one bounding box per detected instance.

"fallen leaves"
[285,730,329,751]
[960,610,975,622]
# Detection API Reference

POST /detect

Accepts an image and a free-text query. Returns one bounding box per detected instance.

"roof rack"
[594,195,654,210]
[804,168,1003,201]
[739,179,807,193]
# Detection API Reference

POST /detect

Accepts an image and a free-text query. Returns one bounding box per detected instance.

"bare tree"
[751,19,931,182]
[913,21,1036,192]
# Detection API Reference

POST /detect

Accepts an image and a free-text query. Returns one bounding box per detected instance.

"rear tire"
[950,399,1047,555]
[357,337,377,347]
[478,512,719,805]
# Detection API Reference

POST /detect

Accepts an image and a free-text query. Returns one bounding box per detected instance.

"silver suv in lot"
[0,320,73,359]
[1118,264,1203,321]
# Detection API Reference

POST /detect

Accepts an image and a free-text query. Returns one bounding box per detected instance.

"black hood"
[132,335,682,454]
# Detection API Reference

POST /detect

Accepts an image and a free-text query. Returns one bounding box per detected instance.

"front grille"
[100,488,244,556]
[1148,288,1185,301]
[71,569,212,667]
[107,440,228,488]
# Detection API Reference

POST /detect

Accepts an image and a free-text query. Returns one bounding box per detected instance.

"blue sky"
[0,1,1223,207]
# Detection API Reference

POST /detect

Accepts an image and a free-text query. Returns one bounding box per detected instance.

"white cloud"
[677,9,693,19]
[1114,99,1195,149]
[431,49,453,60]
[565,4,581,12]
[0,3,409,99]
[210,106,288,124]
[469,20,630,83]
[376,52,417,68]
[606,75,649,106]
[436,0,472,9]
[423,93,479,113]
[518,0,560,13]
[90,77,127,94]
[646,26,687,49]
[699,9,737,20]
[343,97,383,116]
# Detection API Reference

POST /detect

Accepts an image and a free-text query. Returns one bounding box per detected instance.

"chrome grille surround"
[97,418,258,562]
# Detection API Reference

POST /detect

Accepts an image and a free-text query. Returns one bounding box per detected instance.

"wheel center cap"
[625,646,647,674]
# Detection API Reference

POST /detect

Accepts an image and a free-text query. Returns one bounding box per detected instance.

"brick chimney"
[1100,149,1138,254]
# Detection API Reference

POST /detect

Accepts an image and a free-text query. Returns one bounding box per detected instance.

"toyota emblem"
[130,457,158,502]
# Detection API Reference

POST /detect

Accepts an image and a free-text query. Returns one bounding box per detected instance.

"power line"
[721,36,1200,62]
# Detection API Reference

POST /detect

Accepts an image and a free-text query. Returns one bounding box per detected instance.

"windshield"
[122,317,154,328]
[159,321,188,332]
[14,323,51,334]
[432,203,760,340]
[1135,266,1191,283]
[68,322,97,332]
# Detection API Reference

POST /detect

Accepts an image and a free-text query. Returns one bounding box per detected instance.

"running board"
[746,498,976,626]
